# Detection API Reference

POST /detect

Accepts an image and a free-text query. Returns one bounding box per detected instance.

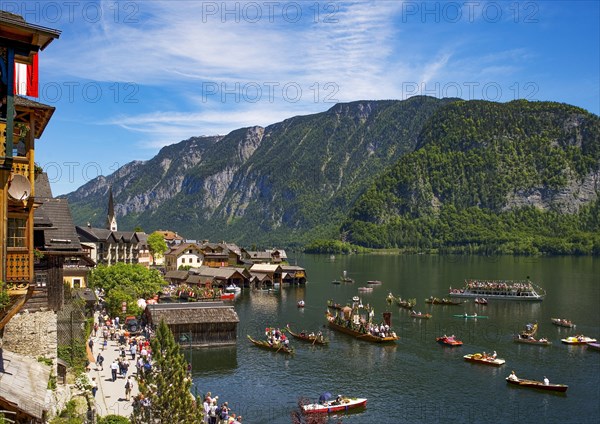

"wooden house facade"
[144,302,239,348]
[281,265,307,285]
[249,264,283,288]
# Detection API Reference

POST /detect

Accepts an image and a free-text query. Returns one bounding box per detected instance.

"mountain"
[65,96,457,247]
[343,100,600,254]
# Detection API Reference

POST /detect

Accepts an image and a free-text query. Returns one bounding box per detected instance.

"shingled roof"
[146,302,239,325]
[0,349,51,420]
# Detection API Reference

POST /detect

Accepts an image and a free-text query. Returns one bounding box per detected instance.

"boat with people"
[387,293,416,309]
[340,270,354,283]
[454,314,488,319]
[514,335,552,346]
[474,297,488,305]
[367,280,383,285]
[286,324,328,345]
[464,352,505,366]
[561,335,597,345]
[551,317,575,328]
[357,286,373,293]
[325,304,399,343]
[449,279,545,301]
[506,373,568,392]
[327,299,344,310]
[302,393,367,414]
[247,334,294,354]
[410,311,432,319]
[436,335,463,346]
[426,296,463,305]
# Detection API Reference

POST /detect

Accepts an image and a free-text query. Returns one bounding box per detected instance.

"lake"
[190,255,599,424]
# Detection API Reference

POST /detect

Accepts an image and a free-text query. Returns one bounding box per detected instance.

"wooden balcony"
[6,251,32,284]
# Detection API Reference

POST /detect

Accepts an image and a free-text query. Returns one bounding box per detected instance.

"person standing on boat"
[544,376,549,385]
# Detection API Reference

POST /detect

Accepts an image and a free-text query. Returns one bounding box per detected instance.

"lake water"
[190,255,599,424]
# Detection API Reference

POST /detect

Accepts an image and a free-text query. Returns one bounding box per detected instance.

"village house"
[164,242,204,271]
[242,248,287,264]
[187,265,249,290]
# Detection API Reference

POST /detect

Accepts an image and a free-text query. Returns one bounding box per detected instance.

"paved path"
[88,315,139,418]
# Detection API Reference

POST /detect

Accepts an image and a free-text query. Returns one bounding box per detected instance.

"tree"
[147,232,168,266]
[131,321,201,424]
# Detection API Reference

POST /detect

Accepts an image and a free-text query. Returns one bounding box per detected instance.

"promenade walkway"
[87,314,139,418]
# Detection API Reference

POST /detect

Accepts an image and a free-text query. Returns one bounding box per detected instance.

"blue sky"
[4,1,599,195]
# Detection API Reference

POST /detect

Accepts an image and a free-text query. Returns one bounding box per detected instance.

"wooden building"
[281,265,307,285]
[144,302,239,348]
[187,265,248,289]
[1,11,60,328]
[249,264,283,289]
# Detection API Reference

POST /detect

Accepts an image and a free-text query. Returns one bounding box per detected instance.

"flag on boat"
[14,53,39,97]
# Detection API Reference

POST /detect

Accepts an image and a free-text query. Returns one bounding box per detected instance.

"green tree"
[132,321,201,424]
[147,232,168,266]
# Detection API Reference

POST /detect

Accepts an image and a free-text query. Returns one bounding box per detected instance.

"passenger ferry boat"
[448,279,545,301]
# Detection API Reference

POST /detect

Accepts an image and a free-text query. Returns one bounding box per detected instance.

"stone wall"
[2,310,57,360]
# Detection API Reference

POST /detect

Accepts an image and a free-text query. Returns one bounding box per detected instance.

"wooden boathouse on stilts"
[144,302,239,348]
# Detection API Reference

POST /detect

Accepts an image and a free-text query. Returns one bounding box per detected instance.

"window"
[73,279,81,288]
[36,273,47,287]
[7,217,27,247]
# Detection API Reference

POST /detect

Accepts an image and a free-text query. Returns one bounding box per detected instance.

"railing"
[6,251,31,283]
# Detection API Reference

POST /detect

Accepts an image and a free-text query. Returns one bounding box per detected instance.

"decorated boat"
[425,297,463,305]
[387,293,416,309]
[436,335,463,346]
[551,317,575,328]
[454,314,488,319]
[325,308,399,343]
[449,279,545,301]
[286,324,328,345]
[340,270,354,283]
[464,353,505,366]
[561,335,597,345]
[520,322,538,338]
[327,299,344,310]
[506,376,568,392]
[410,311,432,319]
[247,335,294,354]
[302,393,367,414]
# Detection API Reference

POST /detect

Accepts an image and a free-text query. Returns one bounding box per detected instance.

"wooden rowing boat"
[513,336,552,346]
[247,335,294,354]
[286,324,328,345]
[506,377,568,392]
[551,317,575,328]
[410,312,432,319]
[426,297,463,305]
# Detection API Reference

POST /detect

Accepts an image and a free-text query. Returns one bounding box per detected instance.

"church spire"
[106,187,117,231]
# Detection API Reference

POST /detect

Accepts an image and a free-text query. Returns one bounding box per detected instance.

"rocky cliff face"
[64,97,599,247]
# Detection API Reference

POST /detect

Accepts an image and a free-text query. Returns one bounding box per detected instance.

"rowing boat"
[551,317,575,328]
[513,336,552,346]
[302,396,367,414]
[426,297,463,305]
[437,336,463,346]
[506,377,568,392]
[247,335,294,354]
[410,311,432,319]
[286,324,328,345]
[454,314,488,319]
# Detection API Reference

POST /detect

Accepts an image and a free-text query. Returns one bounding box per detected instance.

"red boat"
[220,292,235,300]
[437,335,463,346]
[302,396,367,414]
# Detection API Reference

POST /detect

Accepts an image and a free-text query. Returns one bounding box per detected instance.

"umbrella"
[318,392,332,403]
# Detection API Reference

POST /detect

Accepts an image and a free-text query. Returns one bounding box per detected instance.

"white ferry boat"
[448,279,545,301]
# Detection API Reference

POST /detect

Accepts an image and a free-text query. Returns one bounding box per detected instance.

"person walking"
[125,376,133,401]
[96,353,104,371]
[110,360,119,382]
[88,338,94,354]
[91,377,98,397]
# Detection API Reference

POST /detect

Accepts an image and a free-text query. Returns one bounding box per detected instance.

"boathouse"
[188,265,249,289]
[281,265,307,285]
[144,302,239,347]
[249,264,282,289]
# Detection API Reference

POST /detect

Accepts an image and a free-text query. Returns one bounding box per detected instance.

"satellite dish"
[8,174,31,201]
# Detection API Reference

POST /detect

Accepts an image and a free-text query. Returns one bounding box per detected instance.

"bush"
[98,415,131,424]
